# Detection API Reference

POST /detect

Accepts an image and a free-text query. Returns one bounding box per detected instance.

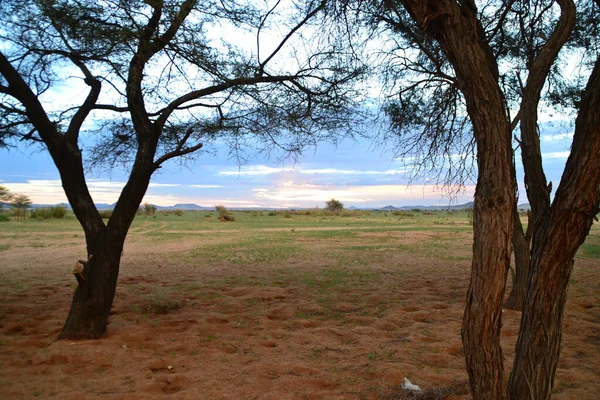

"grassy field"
[0,210,598,399]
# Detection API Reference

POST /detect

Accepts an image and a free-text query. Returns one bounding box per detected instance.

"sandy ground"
[0,226,598,399]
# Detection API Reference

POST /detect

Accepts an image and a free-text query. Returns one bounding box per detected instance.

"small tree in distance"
[325,198,344,212]
[11,194,32,220]
[215,205,234,222]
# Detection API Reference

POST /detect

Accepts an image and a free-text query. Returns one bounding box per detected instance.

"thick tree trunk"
[508,56,600,399]
[504,210,531,311]
[393,2,515,398]
[59,233,124,339]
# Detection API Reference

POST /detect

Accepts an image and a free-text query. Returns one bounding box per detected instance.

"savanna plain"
[0,209,598,399]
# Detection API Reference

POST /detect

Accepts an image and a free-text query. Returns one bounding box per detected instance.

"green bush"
[267,211,277,216]
[0,214,9,222]
[325,198,344,211]
[215,205,235,222]
[31,205,68,219]
[99,210,113,219]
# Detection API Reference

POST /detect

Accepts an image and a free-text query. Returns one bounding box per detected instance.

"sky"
[0,2,578,210]
[0,121,574,209]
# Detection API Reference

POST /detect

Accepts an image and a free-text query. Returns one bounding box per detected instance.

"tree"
[143,203,156,217]
[325,198,344,211]
[11,193,32,220]
[347,0,595,312]
[0,0,364,339]
[0,185,13,210]
[378,1,600,398]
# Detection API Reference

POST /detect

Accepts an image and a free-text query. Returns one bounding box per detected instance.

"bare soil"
[0,227,598,399]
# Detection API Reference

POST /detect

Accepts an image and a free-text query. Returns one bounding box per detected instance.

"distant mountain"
[396,202,474,211]
[94,203,115,210]
[517,203,531,210]
[380,205,397,210]
[164,203,209,210]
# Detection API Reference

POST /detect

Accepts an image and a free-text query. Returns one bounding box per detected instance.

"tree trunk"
[508,56,600,399]
[392,2,515,398]
[504,210,531,311]
[59,232,124,339]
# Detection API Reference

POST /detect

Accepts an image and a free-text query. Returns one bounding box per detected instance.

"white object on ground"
[401,377,421,392]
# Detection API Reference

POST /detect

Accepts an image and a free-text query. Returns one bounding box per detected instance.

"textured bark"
[394,1,514,398]
[504,210,531,311]
[508,55,600,399]
[59,233,123,339]
[504,0,575,313]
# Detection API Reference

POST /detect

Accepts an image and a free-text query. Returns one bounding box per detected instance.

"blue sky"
[0,121,574,209]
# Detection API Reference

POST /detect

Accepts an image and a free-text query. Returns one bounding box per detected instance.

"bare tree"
[0,0,365,339]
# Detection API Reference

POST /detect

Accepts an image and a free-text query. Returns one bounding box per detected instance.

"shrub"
[143,203,157,216]
[267,211,277,216]
[215,205,235,222]
[250,210,264,217]
[31,205,68,219]
[325,198,344,211]
[0,214,9,222]
[99,210,113,219]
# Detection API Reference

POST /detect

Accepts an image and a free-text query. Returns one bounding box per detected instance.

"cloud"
[543,151,570,160]
[149,183,181,187]
[218,165,409,176]
[250,181,475,207]
[541,132,573,142]
[188,184,223,188]
[219,165,294,176]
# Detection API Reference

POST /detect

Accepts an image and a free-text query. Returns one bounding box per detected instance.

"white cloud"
[250,181,475,207]
[219,165,294,176]
[149,183,181,188]
[541,132,573,142]
[543,151,570,159]
[218,165,409,176]
[188,184,222,188]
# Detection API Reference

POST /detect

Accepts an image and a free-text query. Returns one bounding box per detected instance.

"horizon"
[0,122,572,209]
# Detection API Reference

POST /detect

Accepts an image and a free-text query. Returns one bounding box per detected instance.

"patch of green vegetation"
[579,244,600,259]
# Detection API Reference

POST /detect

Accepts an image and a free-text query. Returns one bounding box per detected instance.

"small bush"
[215,205,235,222]
[325,198,344,211]
[268,211,277,216]
[31,205,68,220]
[143,203,157,216]
[0,214,9,222]
[99,210,113,219]
[250,210,264,217]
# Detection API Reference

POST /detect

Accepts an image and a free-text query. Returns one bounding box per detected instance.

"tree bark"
[508,55,600,399]
[59,232,123,339]
[504,209,531,311]
[392,2,515,398]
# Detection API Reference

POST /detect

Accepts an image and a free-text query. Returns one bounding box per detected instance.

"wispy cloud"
[188,184,222,188]
[541,132,573,142]
[250,181,475,207]
[218,165,409,176]
[543,151,570,159]
[149,183,181,188]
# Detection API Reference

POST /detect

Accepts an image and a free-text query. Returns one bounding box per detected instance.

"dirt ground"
[0,221,598,399]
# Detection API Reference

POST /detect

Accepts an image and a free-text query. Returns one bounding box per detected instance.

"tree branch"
[257,0,327,75]
[152,127,202,169]
[155,74,299,129]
